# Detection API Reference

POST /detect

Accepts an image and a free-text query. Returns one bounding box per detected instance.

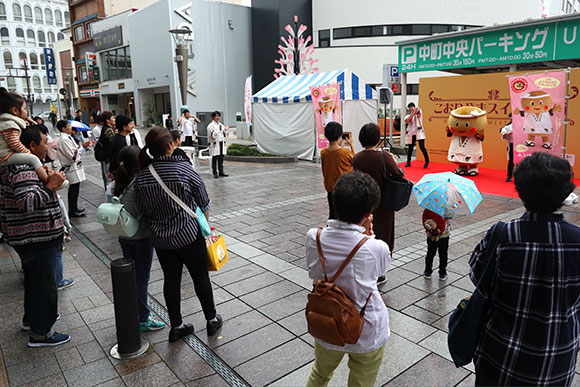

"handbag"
[207,235,229,271]
[96,194,139,238]
[447,221,506,367]
[61,161,86,185]
[148,164,211,237]
[381,150,413,211]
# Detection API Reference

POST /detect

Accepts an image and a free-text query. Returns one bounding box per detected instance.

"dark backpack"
[94,128,112,162]
[305,228,372,346]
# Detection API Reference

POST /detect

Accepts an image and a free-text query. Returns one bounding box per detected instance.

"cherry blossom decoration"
[274,16,318,78]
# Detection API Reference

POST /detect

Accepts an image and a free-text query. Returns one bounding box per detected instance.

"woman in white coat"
[404,102,430,169]
[56,120,92,217]
[207,111,229,178]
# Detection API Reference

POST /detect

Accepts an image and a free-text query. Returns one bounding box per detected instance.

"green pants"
[306,341,385,387]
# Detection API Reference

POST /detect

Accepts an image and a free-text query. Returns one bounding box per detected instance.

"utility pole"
[1,58,34,115]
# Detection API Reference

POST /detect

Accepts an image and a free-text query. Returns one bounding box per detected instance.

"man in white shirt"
[178,110,200,146]
[207,111,229,178]
[305,171,391,387]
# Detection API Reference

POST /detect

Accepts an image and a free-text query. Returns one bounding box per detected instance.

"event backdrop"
[418,69,580,176]
[310,83,341,149]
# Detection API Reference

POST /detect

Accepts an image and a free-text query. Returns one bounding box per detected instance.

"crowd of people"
[1,85,580,387]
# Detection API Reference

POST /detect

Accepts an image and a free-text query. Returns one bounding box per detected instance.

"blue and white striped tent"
[253,69,377,104]
[252,69,378,160]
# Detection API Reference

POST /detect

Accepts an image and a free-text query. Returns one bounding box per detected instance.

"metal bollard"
[109,258,149,360]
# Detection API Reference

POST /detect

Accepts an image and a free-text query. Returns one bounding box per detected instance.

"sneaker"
[28,331,70,348]
[168,323,194,342]
[439,273,448,281]
[376,275,387,286]
[57,279,75,290]
[22,314,60,331]
[423,271,432,279]
[207,314,223,336]
[140,316,165,332]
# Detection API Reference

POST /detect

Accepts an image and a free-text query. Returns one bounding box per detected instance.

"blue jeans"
[55,250,63,285]
[15,239,60,339]
[118,237,154,322]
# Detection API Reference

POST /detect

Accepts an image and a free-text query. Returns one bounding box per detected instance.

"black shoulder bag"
[447,221,506,367]
[380,150,413,211]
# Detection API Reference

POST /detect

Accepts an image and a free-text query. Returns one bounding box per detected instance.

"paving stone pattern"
[1,142,580,387]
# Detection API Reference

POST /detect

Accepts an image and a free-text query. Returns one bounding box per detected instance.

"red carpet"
[398,161,580,199]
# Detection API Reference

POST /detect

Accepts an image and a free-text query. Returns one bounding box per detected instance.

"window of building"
[86,22,94,38]
[102,47,132,81]
[57,32,64,40]
[15,27,24,44]
[23,5,32,22]
[0,2,6,20]
[12,3,21,21]
[40,52,45,69]
[43,75,49,89]
[34,6,42,24]
[26,28,34,46]
[74,25,83,41]
[3,51,13,69]
[7,76,16,91]
[0,27,9,45]
[38,30,46,47]
[48,31,54,43]
[352,26,371,37]
[450,25,463,32]
[371,25,387,36]
[412,24,431,35]
[318,29,330,47]
[33,75,41,93]
[78,64,88,83]
[432,24,449,34]
[44,8,52,25]
[55,10,62,26]
[64,11,69,26]
[333,27,352,39]
[29,52,38,69]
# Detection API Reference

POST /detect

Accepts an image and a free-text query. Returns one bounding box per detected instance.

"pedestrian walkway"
[1,149,579,387]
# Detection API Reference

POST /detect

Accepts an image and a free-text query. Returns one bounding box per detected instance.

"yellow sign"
[534,76,561,89]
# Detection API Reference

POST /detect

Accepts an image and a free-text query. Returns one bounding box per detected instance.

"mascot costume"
[447,106,487,176]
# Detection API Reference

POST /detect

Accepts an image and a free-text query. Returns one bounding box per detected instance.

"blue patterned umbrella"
[413,172,482,217]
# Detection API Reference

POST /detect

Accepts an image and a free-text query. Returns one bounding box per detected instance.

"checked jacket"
[469,212,580,386]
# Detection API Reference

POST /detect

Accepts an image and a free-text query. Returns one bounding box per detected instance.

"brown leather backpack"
[306,228,372,346]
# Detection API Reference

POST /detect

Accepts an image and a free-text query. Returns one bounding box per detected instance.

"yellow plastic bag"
[207,235,229,271]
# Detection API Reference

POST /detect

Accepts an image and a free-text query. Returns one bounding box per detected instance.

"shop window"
[318,29,330,47]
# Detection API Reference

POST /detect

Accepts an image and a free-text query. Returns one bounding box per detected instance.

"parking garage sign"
[398,19,580,73]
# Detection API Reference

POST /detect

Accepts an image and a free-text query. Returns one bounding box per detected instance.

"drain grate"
[72,228,249,387]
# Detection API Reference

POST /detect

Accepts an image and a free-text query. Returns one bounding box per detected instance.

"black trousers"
[327,191,336,220]
[507,143,514,178]
[212,142,225,175]
[184,136,193,146]
[407,135,430,164]
[425,236,449,275]
[15,240,59,338]
[68,182,80,214]
[156,231,216,327]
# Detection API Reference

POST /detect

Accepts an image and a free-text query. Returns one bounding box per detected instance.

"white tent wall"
[254,103,316,160]
[341,99,379,154]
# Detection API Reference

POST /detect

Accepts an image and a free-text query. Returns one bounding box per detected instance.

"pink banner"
[310,83,341,149]
[508,71,566,163]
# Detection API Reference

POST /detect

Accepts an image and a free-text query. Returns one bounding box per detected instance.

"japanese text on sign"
[43,48,57,85]
[399,19,580,73]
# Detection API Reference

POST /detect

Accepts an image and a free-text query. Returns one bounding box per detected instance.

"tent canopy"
[253,68,377,104]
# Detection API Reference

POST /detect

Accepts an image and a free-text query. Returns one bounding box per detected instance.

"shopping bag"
[207,235,229,271]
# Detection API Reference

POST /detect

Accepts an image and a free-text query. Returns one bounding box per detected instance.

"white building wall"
[0,0,70,114]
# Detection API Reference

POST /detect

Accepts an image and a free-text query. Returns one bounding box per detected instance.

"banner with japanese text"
[508,71,566,163]
[399,19,580,73]
[43,48,57,85]
[310,83,341,149]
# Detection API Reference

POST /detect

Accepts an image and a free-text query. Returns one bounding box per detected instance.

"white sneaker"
[564,192,578,206]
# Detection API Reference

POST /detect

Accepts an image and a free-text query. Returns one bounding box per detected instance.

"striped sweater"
[134,155,211,250]
[0,164,64,246]
[0,113,30,163]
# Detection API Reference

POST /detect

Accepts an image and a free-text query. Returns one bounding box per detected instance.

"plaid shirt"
[469,212,580,386]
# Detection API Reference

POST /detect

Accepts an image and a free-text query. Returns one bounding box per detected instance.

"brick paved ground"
[1,133,579,387]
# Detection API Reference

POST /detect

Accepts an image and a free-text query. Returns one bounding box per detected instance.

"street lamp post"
[169,28,191,107]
